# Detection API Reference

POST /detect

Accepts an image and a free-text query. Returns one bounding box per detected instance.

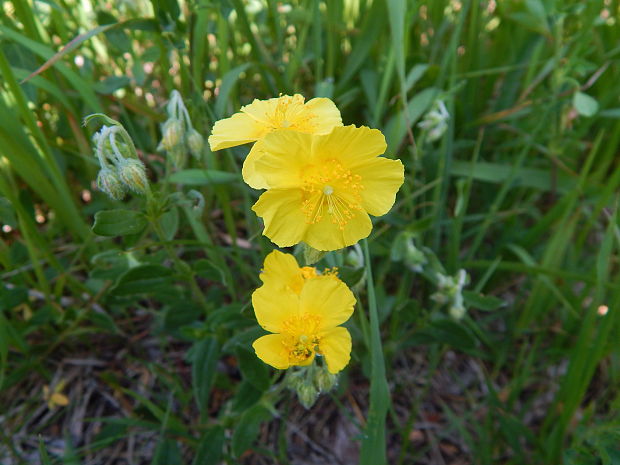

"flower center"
[281,314,322,363]
[301,160,364,230]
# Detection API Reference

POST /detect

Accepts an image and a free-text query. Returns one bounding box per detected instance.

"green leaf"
[214,63,252,118]
[92,209,148,237]
[167,169,239,186]
[158,207,179,241]
[235,346,270,392]
[152,438,184,465]
[191,337,220,417]
[111,265,173,296]
[39,436,52,465]
[414,319,477,351]
[463,291,505,311]
[193,426,225,465]
[573,91,599,117]
[0,197,17,228]
[231,404,271,457]
[93,75,131,94]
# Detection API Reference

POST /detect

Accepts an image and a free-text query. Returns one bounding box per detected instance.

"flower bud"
[118,159,149,195]
[168,145,188,169]
[296,383,318,409]
[96,167,127,200]
[186,128,204,160]
[449,304,466,320]
[314,368,337,393]
[162,119,183,152]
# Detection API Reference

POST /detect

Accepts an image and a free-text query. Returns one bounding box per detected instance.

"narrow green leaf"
[463,291,505,311]
[193,426,225,465]
[167,169,240,186]
[215,63,253,118]
[191,337,220,417]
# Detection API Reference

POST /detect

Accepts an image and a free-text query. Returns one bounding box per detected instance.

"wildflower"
[248,125,404,251]
[258,249,340,295]
[252,251,356,373]
[208,94,342,189]
[162,119,183,152]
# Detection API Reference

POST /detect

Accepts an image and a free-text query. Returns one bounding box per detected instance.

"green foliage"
[1,0,620,463]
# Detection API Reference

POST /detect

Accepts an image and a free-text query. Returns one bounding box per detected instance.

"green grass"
[1,0,620,463]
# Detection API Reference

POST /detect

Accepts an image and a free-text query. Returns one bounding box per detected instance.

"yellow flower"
[248,125,404,251]
[208,94,342,189]
[252,250,355,373]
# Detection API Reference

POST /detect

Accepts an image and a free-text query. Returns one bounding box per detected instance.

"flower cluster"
[209,94,404,391]
[92,123,149,200]
[159,90,204,168]
[209,94,404,252]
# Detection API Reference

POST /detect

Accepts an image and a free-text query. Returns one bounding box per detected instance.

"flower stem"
[360,238,390,465]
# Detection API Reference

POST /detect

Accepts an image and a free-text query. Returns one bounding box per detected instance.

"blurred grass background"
[1,0,620,463]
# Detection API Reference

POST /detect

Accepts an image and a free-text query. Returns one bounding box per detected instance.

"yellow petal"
[240,97,281,125]
[253,334,290,370]
[252,284,299,333]
[241,144,270,189]
[354,157,405,216]
[252,130,314,189]
[299,276,355,329]
[252,189,308,247]
[311,125,387,168]
[303,208,372,251]
[319,327,352,373]
[260,250,305,294]
[208,112,268,151]
[304,98,343,133]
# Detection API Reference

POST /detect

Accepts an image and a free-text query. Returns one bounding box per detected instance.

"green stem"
[147,197,210,314]
[359,239,390,465]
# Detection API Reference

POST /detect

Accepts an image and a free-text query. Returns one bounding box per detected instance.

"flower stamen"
[301,160,364,230]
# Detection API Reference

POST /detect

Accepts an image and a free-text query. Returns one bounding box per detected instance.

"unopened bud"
[314,368,337,393]
[296,383,318,409]
[449,304,466,320]
[96,167,127,201]
[169,145,188,169]
[162,119,183,152]
[118,159,149,195]
[301,242,326,265]
[187,128,204,160]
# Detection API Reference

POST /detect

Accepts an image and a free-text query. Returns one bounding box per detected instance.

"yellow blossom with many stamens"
[252,251,355,373]
[248,125,404,251]
[208,94,342,189]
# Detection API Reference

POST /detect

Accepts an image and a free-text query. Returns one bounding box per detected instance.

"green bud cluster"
[158,90,205,168]
[90,121,149,200]
[285,361,340,409]
[431,269,469,320]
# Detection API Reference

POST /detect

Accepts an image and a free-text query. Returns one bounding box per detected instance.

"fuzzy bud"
[296,383,319,409]
[96,167,127,201]
[168,145,188,169]
[314,368,338,393]
[118,159,149,195]
[162,119,183,152]
[187,128,204,160]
